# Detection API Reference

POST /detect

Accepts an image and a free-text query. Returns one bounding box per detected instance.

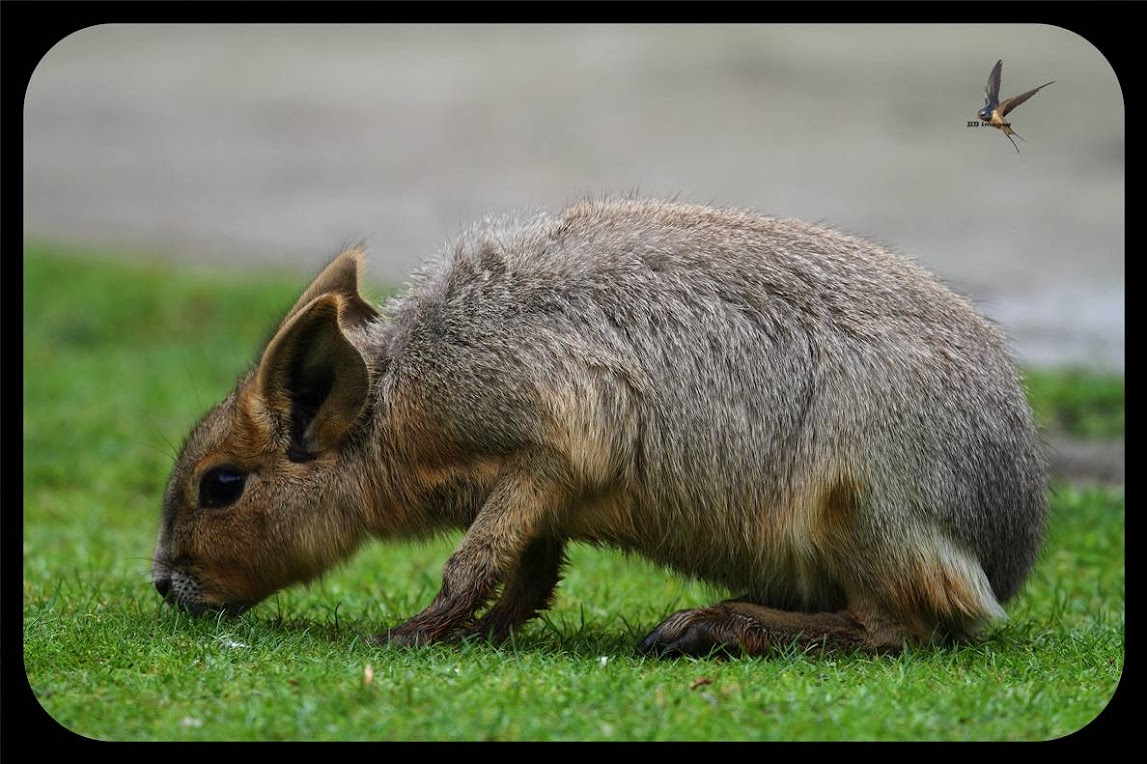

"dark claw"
[637,629,675,657]
[637,609,746,659]
[638,618,712,658]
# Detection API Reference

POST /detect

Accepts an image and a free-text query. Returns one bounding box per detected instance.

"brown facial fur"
[153,254,379,614]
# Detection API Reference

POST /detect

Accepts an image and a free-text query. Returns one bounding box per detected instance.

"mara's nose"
[154,576,172,598]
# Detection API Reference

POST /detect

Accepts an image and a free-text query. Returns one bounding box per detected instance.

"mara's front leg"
[382,463,564,647]
[464,535,567,643]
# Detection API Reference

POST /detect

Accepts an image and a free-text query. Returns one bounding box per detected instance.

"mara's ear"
[256,293,372,455]
[283,246,379,329]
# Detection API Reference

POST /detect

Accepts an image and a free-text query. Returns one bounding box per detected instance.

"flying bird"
[977,59,1054,152]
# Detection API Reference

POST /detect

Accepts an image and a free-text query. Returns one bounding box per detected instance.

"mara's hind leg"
[638,474,1012,658]
[637,536,1005,658]
[637,600,906,658]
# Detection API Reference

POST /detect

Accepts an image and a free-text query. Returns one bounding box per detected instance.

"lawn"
[22,244,1124,741]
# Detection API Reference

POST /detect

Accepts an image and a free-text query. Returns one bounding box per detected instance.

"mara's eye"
[198,467,246,509]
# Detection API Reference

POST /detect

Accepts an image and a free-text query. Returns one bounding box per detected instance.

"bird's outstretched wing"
[984,59,1003,109]
[999,81,1055,117]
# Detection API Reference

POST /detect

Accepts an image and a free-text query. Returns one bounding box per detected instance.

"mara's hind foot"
[636,601,906,658]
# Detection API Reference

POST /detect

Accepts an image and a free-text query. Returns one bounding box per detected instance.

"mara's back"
[381,198,1046,644]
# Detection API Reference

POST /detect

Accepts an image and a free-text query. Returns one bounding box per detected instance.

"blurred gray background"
[23,24,1124,370]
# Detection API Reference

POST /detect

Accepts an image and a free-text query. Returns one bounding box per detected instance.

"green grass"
[23,244,1124,741]
[1025,368,1124,440]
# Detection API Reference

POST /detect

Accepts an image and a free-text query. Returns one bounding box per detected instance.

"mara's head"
[152,249,381,616]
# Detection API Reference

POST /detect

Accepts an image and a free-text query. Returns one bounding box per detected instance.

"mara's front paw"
[374,610,476,648]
